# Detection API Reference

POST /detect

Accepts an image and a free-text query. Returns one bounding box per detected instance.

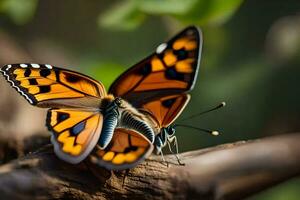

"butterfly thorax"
[98,94,115,110]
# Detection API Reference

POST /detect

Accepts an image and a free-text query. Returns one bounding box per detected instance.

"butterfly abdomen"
[119,110,155,143]
[98,97,119,149]
[98,111,118,149]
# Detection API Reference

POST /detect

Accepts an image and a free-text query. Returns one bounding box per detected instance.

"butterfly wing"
[109,26,202,106]
[47,108,103,164]
[1,64,106,108]
[141,94,190,128]
[109,26,201,128]
[90,128,153,170]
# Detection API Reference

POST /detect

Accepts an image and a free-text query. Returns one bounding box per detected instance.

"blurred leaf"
[98,0,146,31]
[177,0,244,25]
[0,0,38,25]
[99,0,244,31]
[139,0,197,15]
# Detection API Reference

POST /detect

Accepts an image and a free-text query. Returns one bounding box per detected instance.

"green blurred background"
[0,0,299,199]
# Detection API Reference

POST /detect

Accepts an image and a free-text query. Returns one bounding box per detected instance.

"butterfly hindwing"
[47,108,103,164]
[0,64,106,107]
[109,26,202,107]
[90,128,153,170]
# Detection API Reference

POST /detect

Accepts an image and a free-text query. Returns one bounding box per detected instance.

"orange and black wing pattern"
[109,26,202,107]
[0,64,106,108]
[47,108,103,164]
[141,94,190,128]
[90,128,153,170]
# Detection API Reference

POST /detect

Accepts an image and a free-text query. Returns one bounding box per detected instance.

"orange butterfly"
[0,26,202,170]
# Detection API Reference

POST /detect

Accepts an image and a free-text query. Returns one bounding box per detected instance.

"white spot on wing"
[20,64,27,68]
[45,64,53,69]
[31,64,40,68]
[156,43,167,54]
[6,65,12,71]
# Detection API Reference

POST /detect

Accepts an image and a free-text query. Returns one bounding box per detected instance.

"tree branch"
[0,133,299,200]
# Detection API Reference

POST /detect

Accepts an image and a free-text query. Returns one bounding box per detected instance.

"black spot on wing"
[39,85,51,93]
[70,121,86,136]
[138,63,151,76]
[64,72,81,83]
[40,69,51,77]
[165,68,184,81]
[174,49,188,60]
[24,68,31,77]
[29,79,38,85]
[162,97,176,108]
[124,146,138,153]
[57,112,70,123]
[156,52,164,59]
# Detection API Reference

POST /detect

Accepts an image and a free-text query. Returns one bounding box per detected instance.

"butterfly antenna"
[174,124,220,136]
[179,102,226,123]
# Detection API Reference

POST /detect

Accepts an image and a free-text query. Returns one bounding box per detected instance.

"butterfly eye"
[114,97,123,107]
[166,126,175,136]
[170,127,176,136]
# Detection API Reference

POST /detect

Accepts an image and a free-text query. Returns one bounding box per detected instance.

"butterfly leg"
[168,136,185,166]
[167,141,173,152]
[160,150,169,167]
[155,134,169,166]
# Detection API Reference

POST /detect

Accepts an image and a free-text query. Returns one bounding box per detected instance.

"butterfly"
[0,26,202,170]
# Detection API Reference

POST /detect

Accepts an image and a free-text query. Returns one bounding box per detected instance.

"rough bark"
[0,133,299,200]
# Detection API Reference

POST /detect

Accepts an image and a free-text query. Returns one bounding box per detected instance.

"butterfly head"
[166,125,176,137]
[114,97,122,106]
[114,97,125,108]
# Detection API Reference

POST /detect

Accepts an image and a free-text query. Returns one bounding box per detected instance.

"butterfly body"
[1,26,202,170]
[98,97,156,149]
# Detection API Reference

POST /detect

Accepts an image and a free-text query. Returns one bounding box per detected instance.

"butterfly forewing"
[1,64,106,108]
[109,26,202,107]
[47,108,103,164]
[90,128,153,170]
